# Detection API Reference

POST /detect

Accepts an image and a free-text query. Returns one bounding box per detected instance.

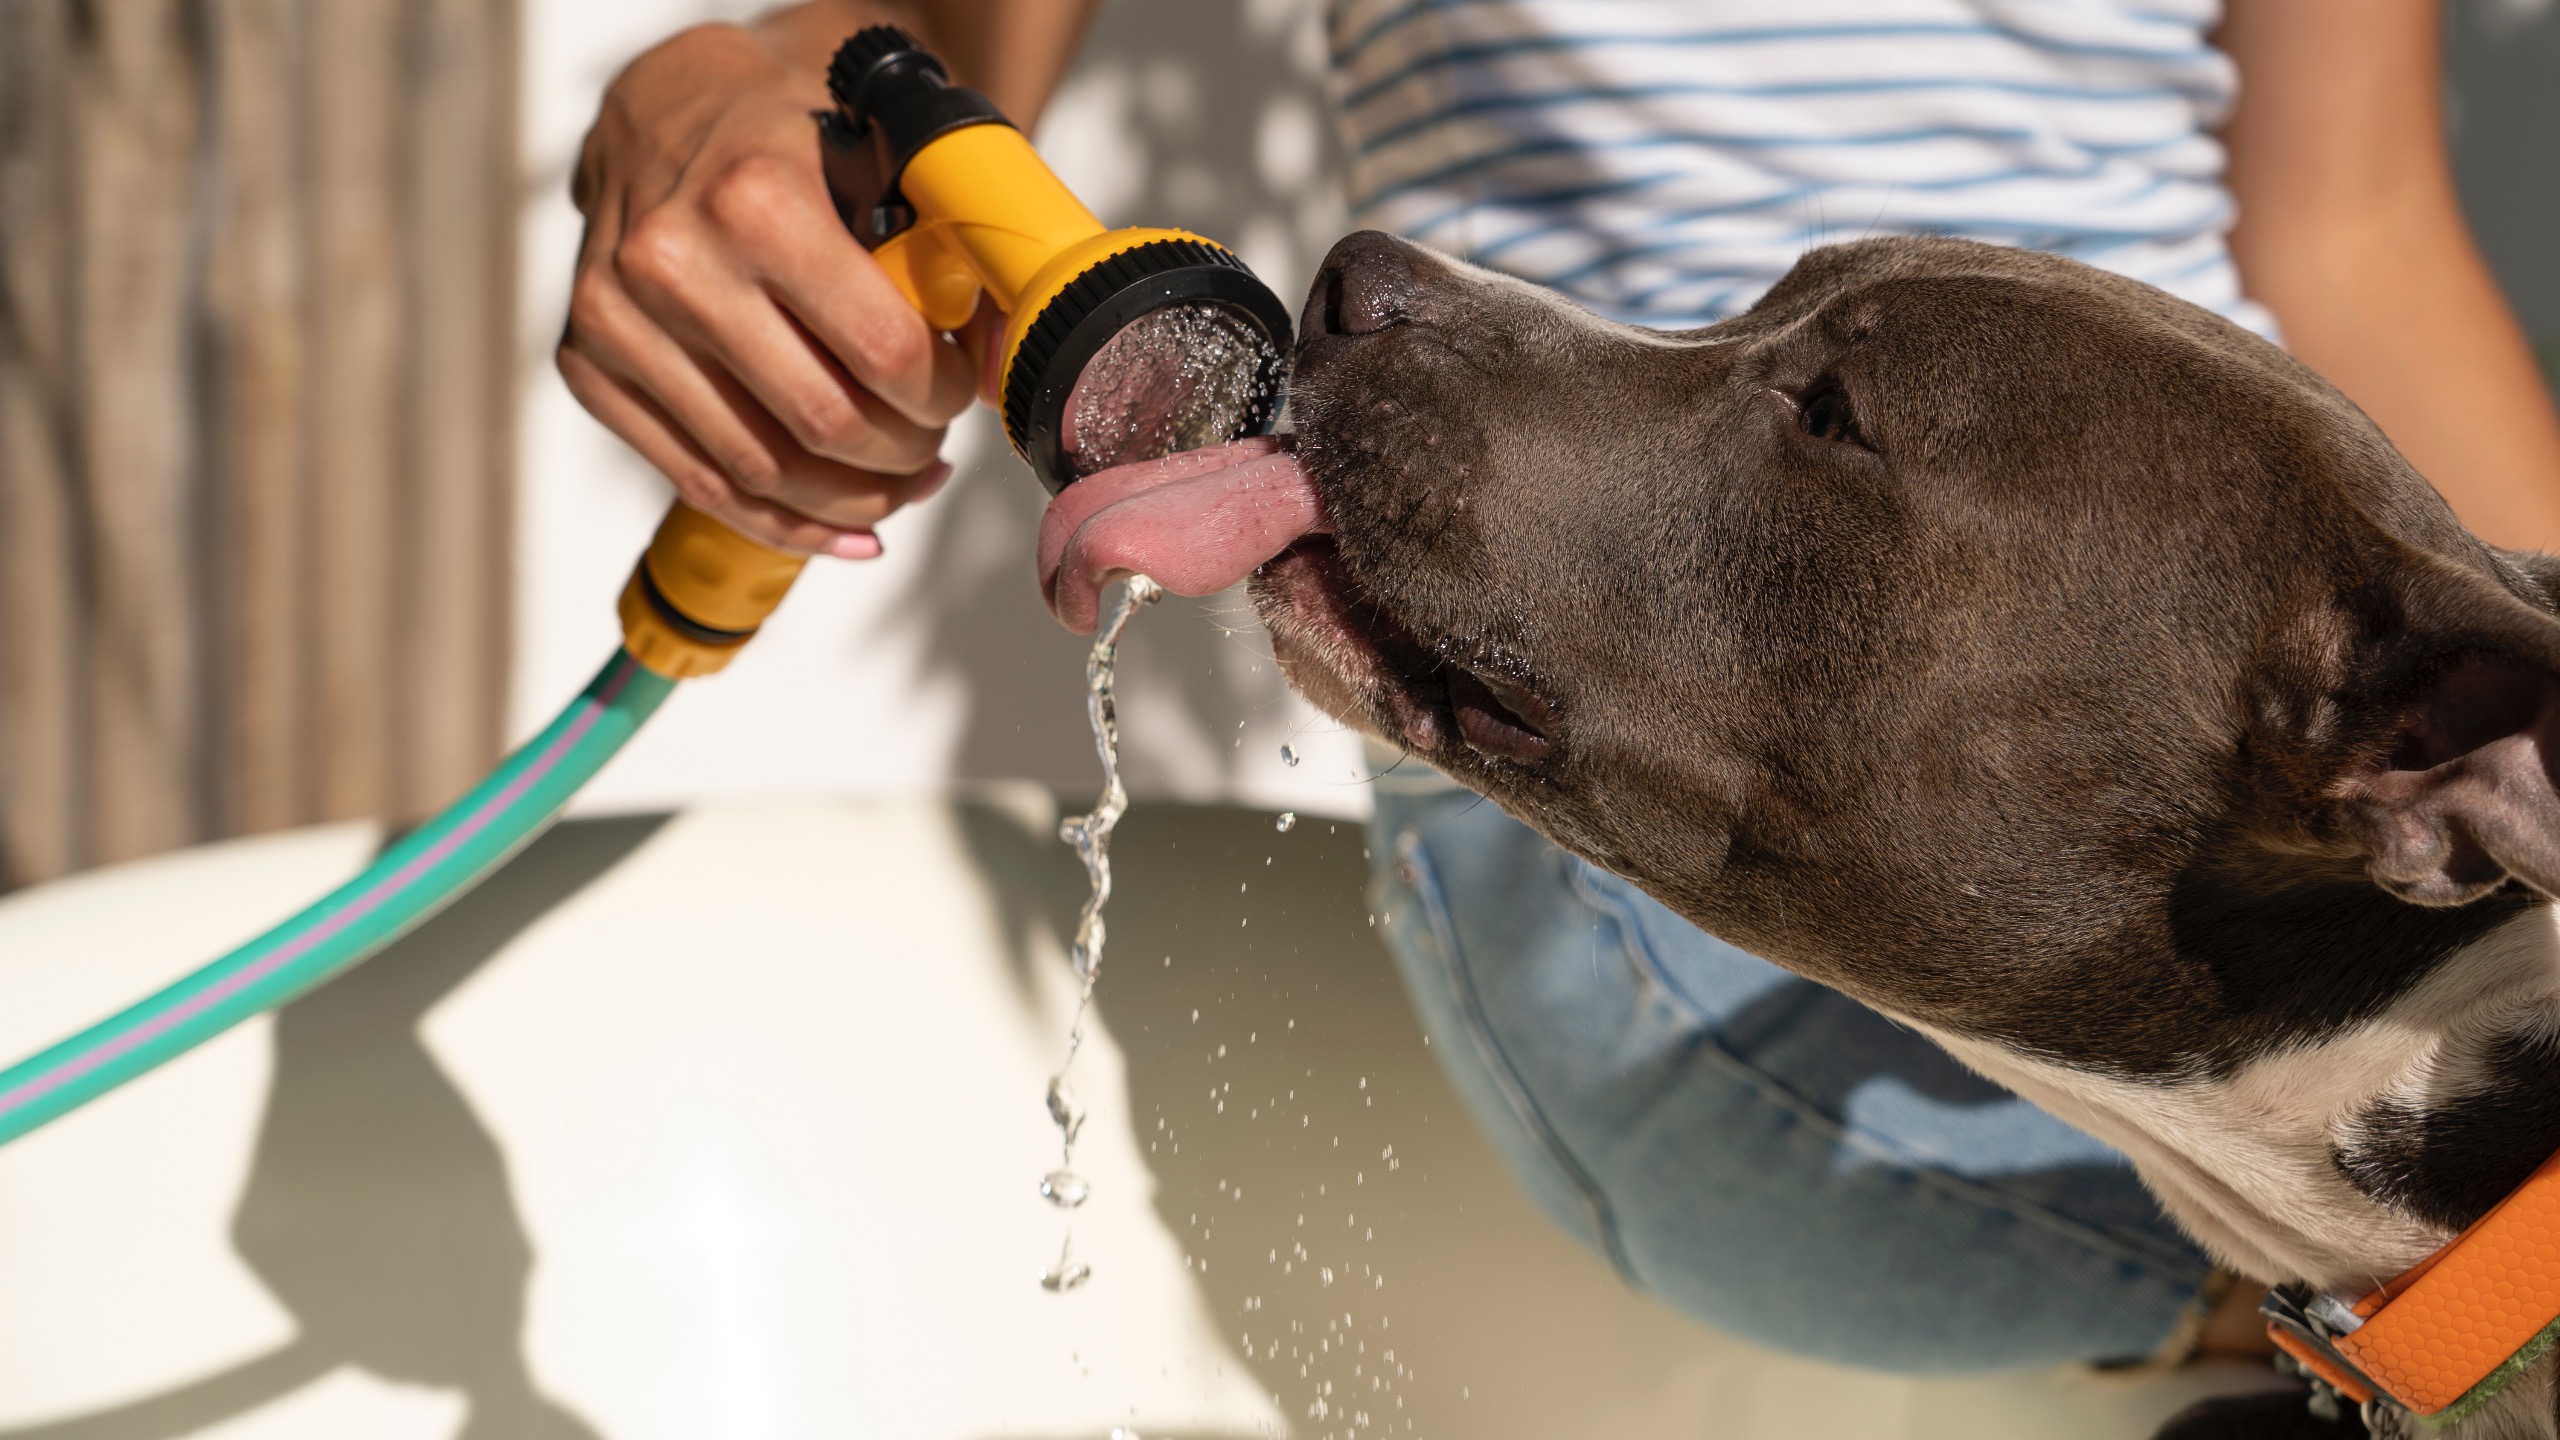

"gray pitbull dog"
[1255,232,2560,1440]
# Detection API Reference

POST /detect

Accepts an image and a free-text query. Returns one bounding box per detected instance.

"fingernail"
[907,460,955,504]
[828,530,884,561]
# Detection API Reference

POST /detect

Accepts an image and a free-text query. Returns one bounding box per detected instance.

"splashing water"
[1040,573,1164,1294]
[1275,812,1296,833]
[1063,303,1284,477]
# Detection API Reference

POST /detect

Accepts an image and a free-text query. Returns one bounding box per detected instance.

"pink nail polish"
[828,531,884,561]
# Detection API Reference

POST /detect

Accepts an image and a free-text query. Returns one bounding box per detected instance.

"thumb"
[960,293,1009,408]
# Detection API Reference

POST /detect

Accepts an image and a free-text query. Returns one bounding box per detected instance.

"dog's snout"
[1306,230,1419,340]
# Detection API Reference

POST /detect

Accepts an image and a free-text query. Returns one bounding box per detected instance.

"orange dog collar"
[2264,1147,2560,1425]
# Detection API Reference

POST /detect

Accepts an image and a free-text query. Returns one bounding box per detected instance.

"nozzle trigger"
[817,110,913,249]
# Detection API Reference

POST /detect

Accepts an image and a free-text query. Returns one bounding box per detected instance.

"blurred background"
[0,2,2555,1437]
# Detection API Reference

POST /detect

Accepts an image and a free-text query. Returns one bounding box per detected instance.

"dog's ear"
[2338,554,2560,907]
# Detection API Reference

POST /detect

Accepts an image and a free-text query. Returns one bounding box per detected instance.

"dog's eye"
[1796,379,1868,449]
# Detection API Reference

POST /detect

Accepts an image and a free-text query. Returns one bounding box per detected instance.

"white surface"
[510,0,1369,820]
[0,824,379,1429]
[425,798,1277,1440]
[0,798,2279,1438]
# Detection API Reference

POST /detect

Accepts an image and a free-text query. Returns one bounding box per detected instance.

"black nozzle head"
[825,27,1008,150]
[826,26,944,123]
[1004,239,1295,495]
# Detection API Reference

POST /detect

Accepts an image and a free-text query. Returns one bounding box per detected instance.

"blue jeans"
[1367,773,2215,1371]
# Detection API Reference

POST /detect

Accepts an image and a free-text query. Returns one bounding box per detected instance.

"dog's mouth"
[1252,537,1556,766]
[1034,437,1558,769]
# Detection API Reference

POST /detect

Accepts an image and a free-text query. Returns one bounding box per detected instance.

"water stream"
[1039,572,1164,1293]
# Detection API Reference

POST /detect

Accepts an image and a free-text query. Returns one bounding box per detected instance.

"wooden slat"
[202,0,313,835]
[305,0,404,822]
[0,0,518,888]
[73,0,203,866]
[396,0,516,817]
[0,0,85,887]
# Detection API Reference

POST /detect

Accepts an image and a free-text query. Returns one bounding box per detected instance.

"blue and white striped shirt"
[1325,0,2278,339]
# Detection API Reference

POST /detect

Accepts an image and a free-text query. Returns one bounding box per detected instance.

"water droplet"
[1040,1170,1091,1209]
[1046,1079,1086,1143]
[1275,811,1296,832]
[1321,1267,1336,1287]
[1279,743,1301,766]
[1042,1259,1093,1292]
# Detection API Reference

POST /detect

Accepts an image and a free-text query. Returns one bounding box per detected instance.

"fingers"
[558,343,853,555]
[696,154,980,430]
[566,263,939,535]
[612,215,945,476]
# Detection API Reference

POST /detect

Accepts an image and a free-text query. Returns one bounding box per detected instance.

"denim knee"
[1365,783,2214,1372]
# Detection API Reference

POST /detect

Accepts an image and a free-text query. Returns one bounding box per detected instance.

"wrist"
[746,1,927,75]
[618,22,805,104]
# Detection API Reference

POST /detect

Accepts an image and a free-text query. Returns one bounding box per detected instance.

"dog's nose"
[1305,230,1418,340]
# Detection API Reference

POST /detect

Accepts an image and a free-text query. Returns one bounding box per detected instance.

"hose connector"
[618,505,810,678]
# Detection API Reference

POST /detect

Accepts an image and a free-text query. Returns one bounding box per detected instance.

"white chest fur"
[1919,906,2560,1289]
[1916,907,2560,1435]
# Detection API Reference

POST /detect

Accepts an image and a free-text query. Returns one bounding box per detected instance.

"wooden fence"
[0,0,517,889]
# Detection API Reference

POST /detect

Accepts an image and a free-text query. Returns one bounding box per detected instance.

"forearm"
[745,0,1102,126]
[2233,194,2560,555]
[2222,0,2560,554]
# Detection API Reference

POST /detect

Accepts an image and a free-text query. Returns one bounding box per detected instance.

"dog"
[1242,231,2560,1439]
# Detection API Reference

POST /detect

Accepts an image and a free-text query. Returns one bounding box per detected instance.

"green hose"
[0,649,674,1147]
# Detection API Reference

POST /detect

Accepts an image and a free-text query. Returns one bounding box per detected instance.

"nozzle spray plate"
[1002,237,1294,494]
[1061,302,1284,478]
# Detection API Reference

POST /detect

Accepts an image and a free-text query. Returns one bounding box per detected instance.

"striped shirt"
[1325,0,2279,339]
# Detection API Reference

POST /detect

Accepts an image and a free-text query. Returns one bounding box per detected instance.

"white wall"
[511,0,1367,820]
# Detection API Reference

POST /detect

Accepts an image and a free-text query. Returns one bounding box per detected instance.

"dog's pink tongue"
[1039,438,1326,633]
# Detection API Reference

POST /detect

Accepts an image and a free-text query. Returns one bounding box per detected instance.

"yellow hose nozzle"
[620,25,1293,680]
[619,505,808,679]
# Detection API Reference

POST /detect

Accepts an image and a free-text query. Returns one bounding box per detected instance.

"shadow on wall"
[0,819,665,1440]
[891,0,1350,798]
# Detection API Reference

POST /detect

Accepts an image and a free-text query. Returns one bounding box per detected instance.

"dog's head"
[1259,231,2560,1074]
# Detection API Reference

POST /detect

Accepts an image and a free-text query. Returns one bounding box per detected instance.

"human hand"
[560,21,987,557]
